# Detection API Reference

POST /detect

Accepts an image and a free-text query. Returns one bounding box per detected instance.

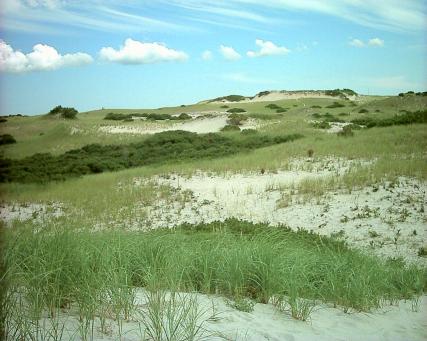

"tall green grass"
[2,219,425,339]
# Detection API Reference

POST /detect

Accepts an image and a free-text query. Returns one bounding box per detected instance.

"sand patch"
[0,202,64,226]
[127,158,426,265]
[98,115,257,135]
[20,289,427,341]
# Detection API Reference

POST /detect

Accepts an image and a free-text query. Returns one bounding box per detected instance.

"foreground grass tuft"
[2,219,425,339]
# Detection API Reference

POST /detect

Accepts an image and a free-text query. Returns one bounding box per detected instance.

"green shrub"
[227,108,246,113]
[221,125,240,132]
[0,134,16,145]
[312,121,331,129]
[351,110,427,128]
[177,113,192,120]
[227,113,248,126]
[337,125,354,137]
[48,105,78,119]
[311,105,322,109]
[210,95,246,102]
[0,131,302,183]
[276,108,287,113]
[220,105,229,109]
[358,109,369,113]
[265,103,282,110]
[0,118,7,123]
[326,102,345,108]
[241,129,257,135]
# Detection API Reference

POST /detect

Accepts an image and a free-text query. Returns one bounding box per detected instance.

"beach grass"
[2,219,425,339]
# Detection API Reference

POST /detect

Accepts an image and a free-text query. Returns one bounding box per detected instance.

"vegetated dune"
[200,89,360,104]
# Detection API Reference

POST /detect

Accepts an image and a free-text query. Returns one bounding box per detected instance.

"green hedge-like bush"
[0,130,302,183]
[227,108,246,113]
[351,110,427,128]
[0,134,16,145]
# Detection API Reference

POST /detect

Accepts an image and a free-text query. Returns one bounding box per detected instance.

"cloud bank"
[0,40,93,73]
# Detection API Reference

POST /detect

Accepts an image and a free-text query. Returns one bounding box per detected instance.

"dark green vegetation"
[399,91,427,97]
[220,125,240,132]
[48,106,78,119]
[104,112,191,121]
[325,89,357,97]
[351,110,427,128]
[209,95,247,102]
[227,113,248,126]
[2,219,424,335]
[0,130,302,183]
[0,135,16,145]
[226,108,246,113]
[325,102,346,108]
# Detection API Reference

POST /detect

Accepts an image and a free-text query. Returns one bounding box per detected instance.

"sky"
[0,0,426,115]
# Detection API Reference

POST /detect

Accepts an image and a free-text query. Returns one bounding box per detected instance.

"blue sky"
[0,0,426,115]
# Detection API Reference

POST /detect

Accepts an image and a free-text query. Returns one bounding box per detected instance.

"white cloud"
[219,45,241,60]
[247,39,290,57]
[0,40,93,73]
[349,39,365,48]
[201,50,212,60]
[368,38,384,47]
[349,38,385,48]
[99,38,188,64]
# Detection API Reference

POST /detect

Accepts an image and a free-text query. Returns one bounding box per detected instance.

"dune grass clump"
[2,219,425,338]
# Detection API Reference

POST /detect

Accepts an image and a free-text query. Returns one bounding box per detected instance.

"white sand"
[129,158,426,266]
[28,290,427,341]
[0,202,63,226]
[98,115,257,135]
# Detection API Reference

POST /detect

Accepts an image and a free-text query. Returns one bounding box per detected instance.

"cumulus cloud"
[99,38,188,64]
[0,40,93,73]
[368,38,384,47]
[247,39,290,57]
[349,39,365,48]
[219,45,241,60]
[349,38,384,48]
[201,50,212,60]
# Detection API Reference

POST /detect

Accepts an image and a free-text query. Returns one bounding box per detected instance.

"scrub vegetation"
[1,90,426,340]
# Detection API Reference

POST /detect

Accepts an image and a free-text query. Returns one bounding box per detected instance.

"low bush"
[337,125,354,137]
[326,102,346,108]
[358,109,369,113]
[48,105,78,119]
[312,121,331,129]
[227,108,246,113]
[0,130,302,183]
[0,134,16,145]
[210,95,246,102]
[0,117,7,123]
[311,105,322,109]
[221,125,240,132]
[227,113,248,126]
[265,103,282,110]
[351,110,427,128]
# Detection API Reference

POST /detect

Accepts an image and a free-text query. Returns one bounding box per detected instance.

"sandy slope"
[98,115,256,135]
[33,290,427,341]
